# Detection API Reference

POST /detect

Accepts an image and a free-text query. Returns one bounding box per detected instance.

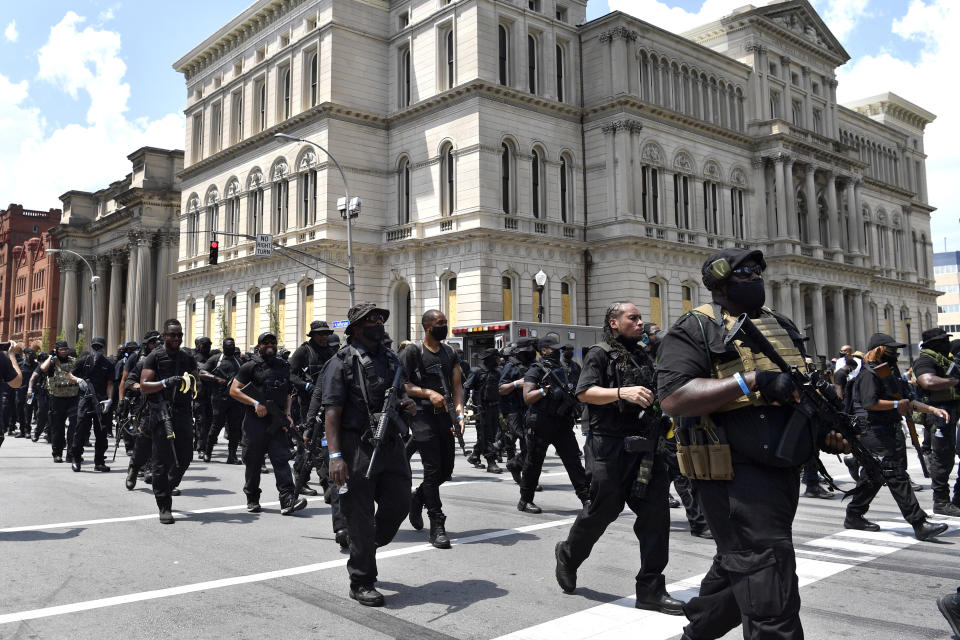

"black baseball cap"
[921,327,951,345]
[257,331,278,344]
[702,248,766,290]
[867,332,906,350]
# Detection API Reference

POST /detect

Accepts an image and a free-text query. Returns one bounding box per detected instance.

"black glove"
[163,375,184,390]
[754,370,796,405]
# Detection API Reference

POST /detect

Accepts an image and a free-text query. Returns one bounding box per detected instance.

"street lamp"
[77,323,84,346]
[905,315,913,361]
[47,248,100,338]
[274,132,357,307]
[535,269,547,323]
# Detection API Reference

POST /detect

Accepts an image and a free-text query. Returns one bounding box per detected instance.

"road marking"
[0,517,577,625]
[490,521,922,640]
[0,471,569,534]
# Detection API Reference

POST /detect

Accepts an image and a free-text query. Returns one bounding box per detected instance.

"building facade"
[53,147,184,348]
[0,204,62,344]
[173,0,939,362]
[935,251,960,334]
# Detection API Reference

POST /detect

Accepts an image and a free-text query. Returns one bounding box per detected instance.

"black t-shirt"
[855,365,901,425]
[400,343,458,397]
[142,347,198,407]
[577,344,653,436]
[913,352,942,378]
[465,366,501,405]
[0,352,16,384]
[71,352,114,398]
[834,366,849,390]
[235,355,291,423]
[499,359,528,414]
[322,343,397,432]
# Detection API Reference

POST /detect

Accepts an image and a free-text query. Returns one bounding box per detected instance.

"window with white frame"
[703,180,720,234]
[640,165,660,223]
[299,169,317,227]
[498,24,510,86]
[398,156,411,224]
[674,174,691,229]
[225,190,240,247]
[440,142,455,216]
[527,34,539,94]
[279,65,291,120]
[248,187,264,235]
[255,77,267,131]
[730,187,745,239]
[501,142,515,214]
[210,101,223,153]
[439,26,455,90]
[273,179,289,233]
[399,45,411,107]
[559,155,572,223]
[555,44,565,103]
[230,90,243,144]
[191,113,203,162]
[531,148,544,218]
[308,51,319,108]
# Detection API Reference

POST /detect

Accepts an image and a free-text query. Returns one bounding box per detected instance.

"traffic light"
[209,239,219,265]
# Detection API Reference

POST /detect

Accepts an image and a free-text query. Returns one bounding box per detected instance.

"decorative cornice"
[598,27,638,43]
[601,119,643,134]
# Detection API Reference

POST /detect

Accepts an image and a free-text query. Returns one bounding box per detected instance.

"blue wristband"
[305,382,311,391]
[329,452,342,459]
[733,372,750,396]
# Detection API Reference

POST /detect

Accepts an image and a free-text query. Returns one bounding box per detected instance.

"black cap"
[921,327,952,345]
[345,302,389,336]
[308,320,333,336]
[327,334,341,347]
[91,337,106,348]
[514,338,537,352]
[124,340,139,348]
[55,340,68,349]
[701,248,766,290]
[142,330,161,343]
[257,331,278,345]
[562,343,575,351]
[867,332,906,350]
[538,335,560,350]
[195,336,211,346]
[481,348,500,361]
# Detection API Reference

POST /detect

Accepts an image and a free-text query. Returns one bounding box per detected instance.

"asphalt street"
[1,430,959,640]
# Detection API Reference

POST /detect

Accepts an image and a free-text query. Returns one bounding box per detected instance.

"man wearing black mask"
[913,328,960,516]
[14,348,37,438]
[230,331,306,516]
[844,332,950,541]
[290,320,336,495]
[655,248,852,639]
[201,338,245,463]
[68,337,114,472]
[499,339,537,484]
[39,340,79,463]
[400,309,464,549]
[555,302,679,614]
[464,348,503,473]
[191,336,213,455]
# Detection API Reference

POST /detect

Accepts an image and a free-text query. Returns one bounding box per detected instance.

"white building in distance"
[173,0,938,363]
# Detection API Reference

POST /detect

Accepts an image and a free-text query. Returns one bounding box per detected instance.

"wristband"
[329,452,342,459]
[457,414,465,421]
[253,400,259,409]
[617,387,622,400]
[893,400,899,409]
[513,381,519,389]
[305,383,310,391]
[733,372,750,396]
[540,388,547,397]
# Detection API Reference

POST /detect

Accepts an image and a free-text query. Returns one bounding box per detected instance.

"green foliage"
[75,333,85,354]
[266,302,280,339]
[41,328,51,352]
[216,303,228,344]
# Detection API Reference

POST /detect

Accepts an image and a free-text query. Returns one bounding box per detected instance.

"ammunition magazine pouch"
[675,419,734,481]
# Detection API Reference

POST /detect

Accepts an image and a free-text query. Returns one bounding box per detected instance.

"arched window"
[281,67,291,119]
[300,281,314,337]
[559,155,572,223]
[555,44,565,102]
[186,197,201,256]
[225,183,241,247]
[309,52,318,107]
[399,46,411,107]
[206,199,219,248]
[273,179,289,233]
[247,289,261,351]
[498,25,510,85]
[445,275,458,326]
[248,185,264,235]
[527,34,538,94]
[299,163,317,227]
[673,174,690,229]
[257,79,267,131]
[502,275,514,321]
[703,180,719,235]
[561,281,572,324]
[501,142,515,214]
[731,187,745,239]
[640,164,659,223]
[531,148,543,218]
[445,30,455,90]
[398,156,411,224]
[440,143,455,216]
[393,280,412,341]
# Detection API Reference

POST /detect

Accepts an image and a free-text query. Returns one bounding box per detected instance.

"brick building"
[0,204,61,344]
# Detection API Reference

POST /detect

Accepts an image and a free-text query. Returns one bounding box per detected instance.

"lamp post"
[535,269,547,323]
[905,315,913,361]
[274,133,357,307]
[77,323,84,347]
[47,249,100,339]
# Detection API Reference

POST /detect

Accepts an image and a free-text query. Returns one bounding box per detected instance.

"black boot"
[408,489,424,530]
[350,584,385,607]
[125,465,138,491]
[94,463,110,472]
[635,590,685,615]
[913,519,949,541]
[466,453,482,468]
[298,483,319,497]
[844,514,880,531]
[335,529,350,549]
[486,459,502,474]
[158,499,175,524]
[429,515,451,549]
[280,495,308,515]
[554,541,576,593]
[517,499,542,514]
[225,443,238,465]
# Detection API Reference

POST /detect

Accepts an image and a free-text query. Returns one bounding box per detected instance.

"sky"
[0,0,956,250]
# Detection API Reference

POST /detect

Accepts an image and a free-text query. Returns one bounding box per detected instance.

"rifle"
[239,382,292,435]
[540,364,582,419]
[366,364,406,479]
[725,313,883,498]
[292,414,328,492]
[428,363,467,456]
[112,396,146,462]
[876,363,930,478]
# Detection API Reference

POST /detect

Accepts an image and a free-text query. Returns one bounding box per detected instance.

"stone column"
[124,235,139,339]
[852,289,866,350]
[61,257,78,347]
[804,164,820,252]
[155,233,170,329]
[776,280,792,316]
[136,235,154,340]
[747,45,765,120]
[828,288,844,354]
[94,256,109,341]
[751,157,769,241]
[107,251,125,348]
[863,292,874,339]
[773,154,789,240]
[791,281,804,328]
[825,172,841,255]
[810,284,826,360]
[784,157,798,242]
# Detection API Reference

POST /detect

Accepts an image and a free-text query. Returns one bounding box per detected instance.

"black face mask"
[518,351,535,364]
[542,350,561,364]
[362,324,385,343]
[223,342,236,357]
[724,278,766,311]
[883,350,899,364]
[928,340,950,356]
[616,334,640,349]
[430,325,449,341]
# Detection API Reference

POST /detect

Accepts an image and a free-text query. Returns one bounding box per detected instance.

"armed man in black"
[323,303,416,606]
[68,337,114,472]
[28,352,50,442]
[200,338,245,464]
[519,336,588,513]
[14,348,36,439]
[554,302,680,615]
[499,338,537,484]
[655,248,851,639]
[230,331,306,516]
[464,347,503,474]
[140,320,199,524]
[290,320,336,496]
[844,332,950,540]
[118,333,160,456]
[400,309,464,549]
[0,341,22,448]
[912,327,960,516]
[39,340,79,463]
[190,336,213,456]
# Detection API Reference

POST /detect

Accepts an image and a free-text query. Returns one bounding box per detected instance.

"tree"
[266,301,280,341]
[216,303,228,344]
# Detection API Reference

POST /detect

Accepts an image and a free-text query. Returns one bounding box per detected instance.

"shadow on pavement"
[378,578,508,618]
[176,487,235,497]
[181,511,260,525]
[572,586,630,604]
[0,527,85,542]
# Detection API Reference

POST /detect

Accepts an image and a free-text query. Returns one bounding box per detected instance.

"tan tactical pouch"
[676,419,733,481]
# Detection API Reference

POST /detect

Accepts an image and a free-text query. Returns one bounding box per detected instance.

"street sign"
[254,234,273,256]
[332,320,349,329]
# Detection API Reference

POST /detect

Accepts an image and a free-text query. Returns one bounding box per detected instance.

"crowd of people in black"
[1,247,959,637]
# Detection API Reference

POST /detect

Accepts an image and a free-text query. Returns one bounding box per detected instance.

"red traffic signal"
[209,239,219,265]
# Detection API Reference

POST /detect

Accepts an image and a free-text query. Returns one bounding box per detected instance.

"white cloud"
[836,0,960,249]
[4,20,18,42]
[0,12,183,209]
[815,0,871,42]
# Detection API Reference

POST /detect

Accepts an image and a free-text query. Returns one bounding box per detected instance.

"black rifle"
[539,363,582,419]
[366,364,406,479]
[292,414,329,493]
[239,382,291,435]
[112,396,146,462]
[726,313,882,497]
[428,363,467,456]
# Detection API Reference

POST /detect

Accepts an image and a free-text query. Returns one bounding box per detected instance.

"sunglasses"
[166,333,183,338]
[364,313,386,324]
[732,265,763,277]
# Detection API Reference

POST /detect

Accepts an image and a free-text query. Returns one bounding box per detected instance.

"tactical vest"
[338,345,399,433]
[918,349,960,403]
[480,367,500,405]
[48,357,79,398]
[251,355,291,409]
[690,304,806,410]
[148,348,195,405]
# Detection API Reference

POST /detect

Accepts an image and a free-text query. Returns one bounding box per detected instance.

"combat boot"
[158,499,175,524]
[94,463,110,472]
[934,501,960,517]
[280,495,308,515]
[913,519,949,541]
[517,499,542,514]
[335,529,350,549]
[554,542,576,593]
[350,585,385,607]
[486,459,502,474]
[429,515,451,549]
[408,489,424,530]
[844,514,880,531]
[466,453,483,468]
[225,443,238,465]
[125,464,138,491]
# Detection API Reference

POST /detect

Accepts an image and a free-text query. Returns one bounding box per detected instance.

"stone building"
[53,147,184,348]
[172,0,938,362]
[0,204,61,344]
[935,251,960,335]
